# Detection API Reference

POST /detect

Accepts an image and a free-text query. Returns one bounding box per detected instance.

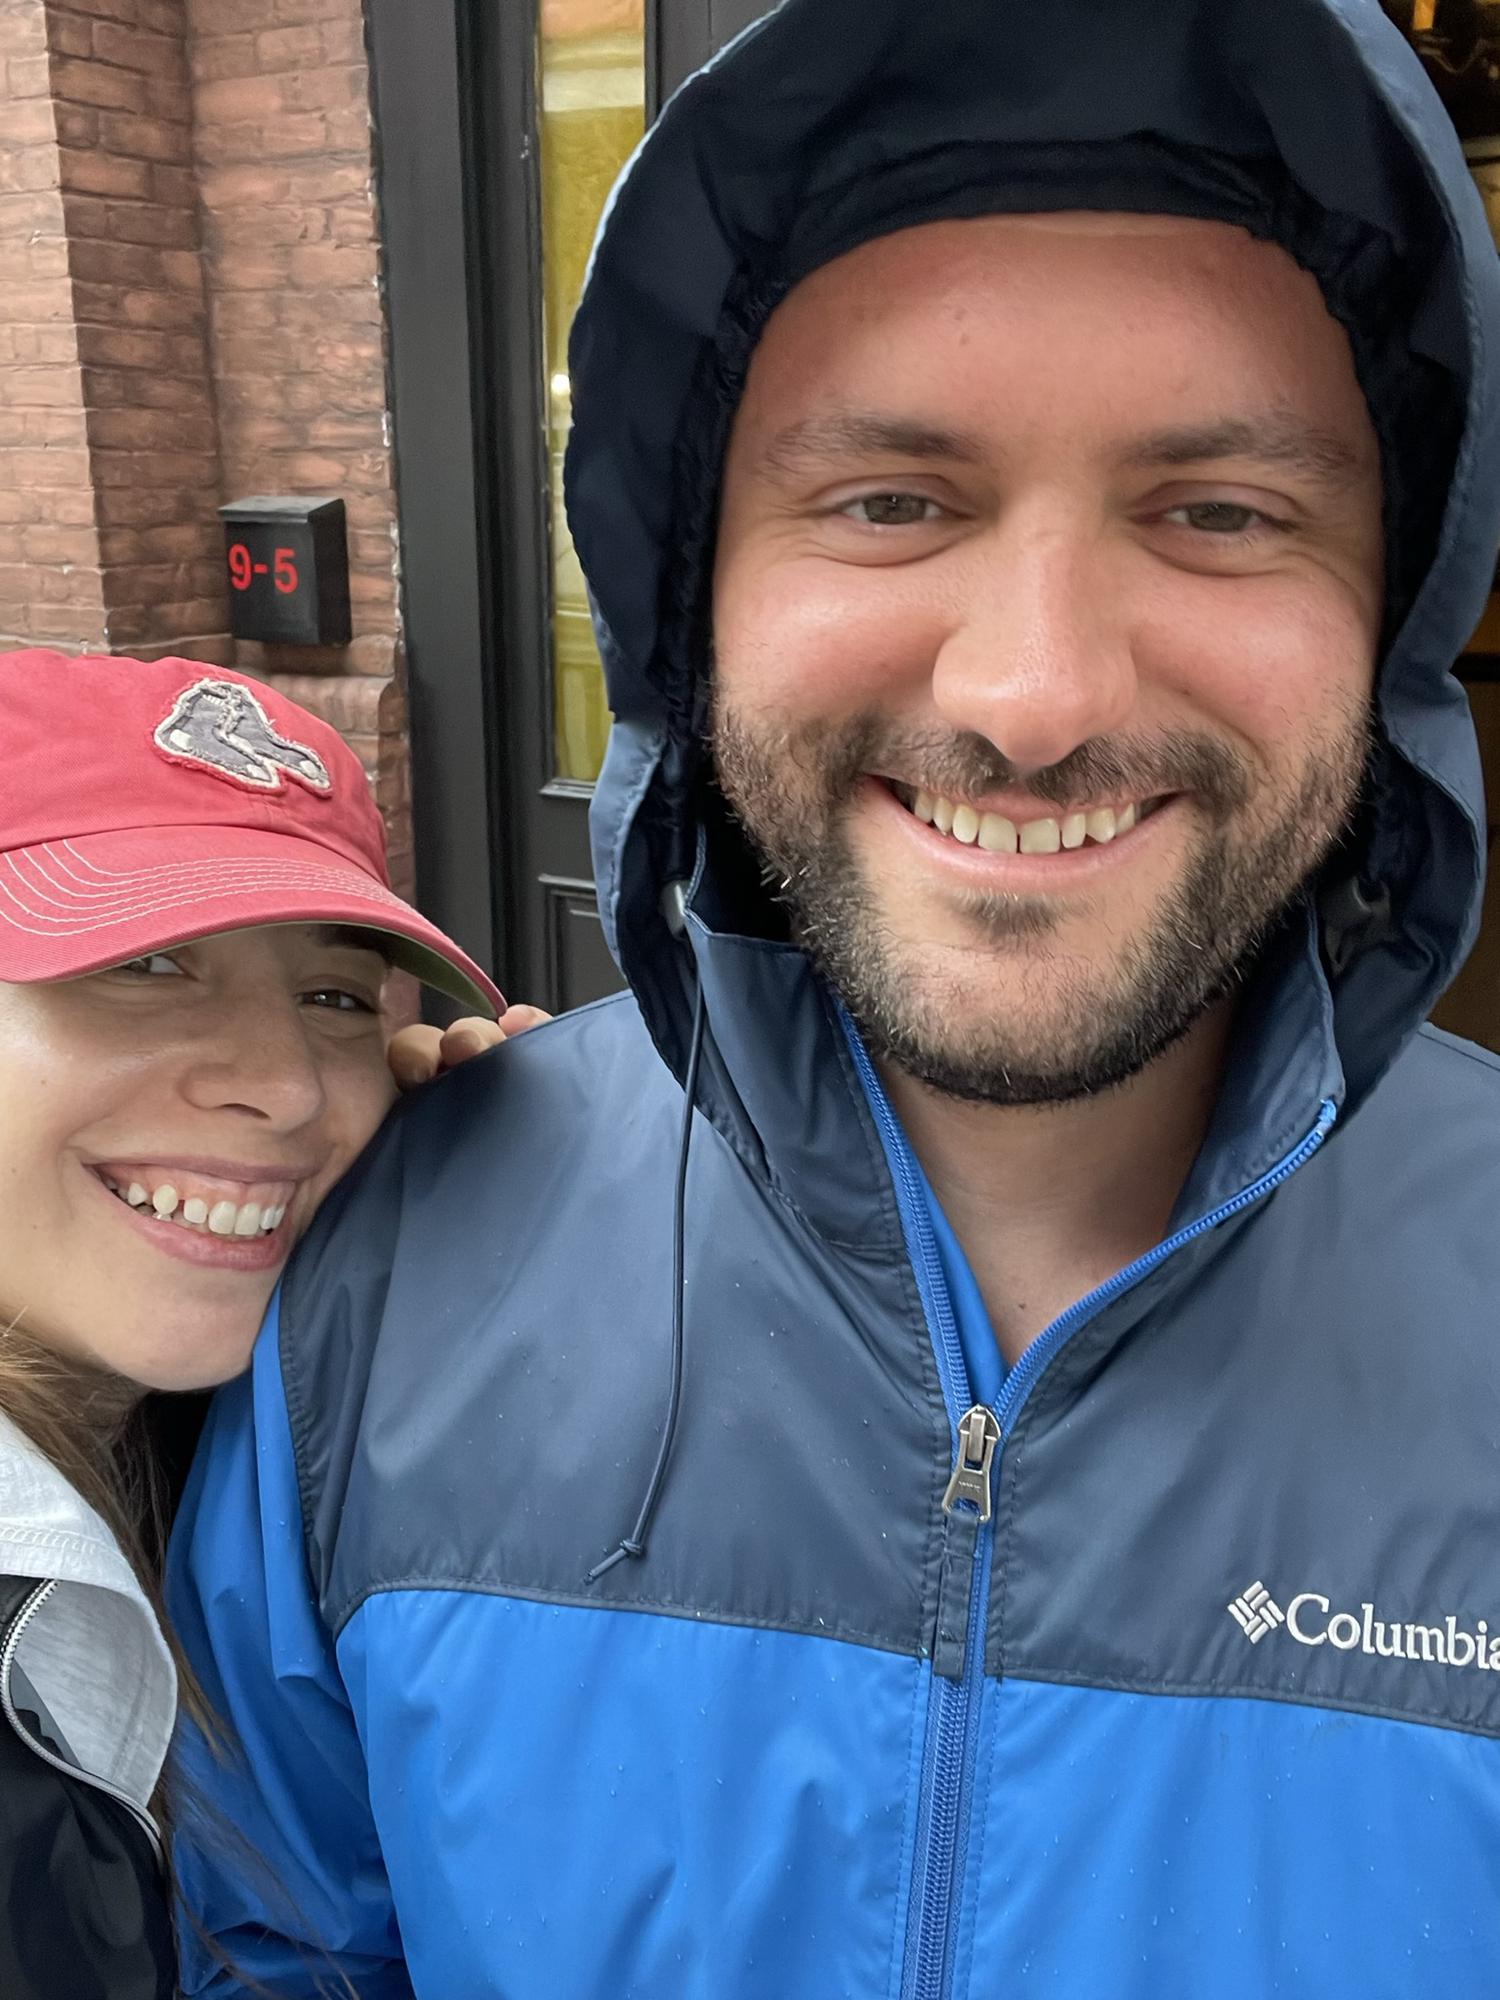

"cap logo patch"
[153,679,333,796]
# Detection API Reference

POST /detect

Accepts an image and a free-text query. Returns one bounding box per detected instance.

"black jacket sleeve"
[0,1600,176,1999]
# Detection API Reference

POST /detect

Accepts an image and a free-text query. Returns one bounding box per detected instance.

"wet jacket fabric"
[0,1414,176,1999]
[169,2,1500,1995]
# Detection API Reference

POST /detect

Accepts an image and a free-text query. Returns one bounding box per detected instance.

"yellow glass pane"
[540,0,646,783]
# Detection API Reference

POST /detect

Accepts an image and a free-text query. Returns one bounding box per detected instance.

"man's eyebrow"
[754,411,989,478]
[1122,416,1369,489]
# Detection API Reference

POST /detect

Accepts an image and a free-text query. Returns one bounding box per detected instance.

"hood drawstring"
[586,960,707,1584]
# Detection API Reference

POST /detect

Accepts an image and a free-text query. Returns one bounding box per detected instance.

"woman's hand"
[387,1004,552,1091]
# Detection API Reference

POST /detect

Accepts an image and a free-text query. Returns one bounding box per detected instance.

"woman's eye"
[118,952,184,978]
[301,987,376,1014]
[1163,501,1276,536]
[839,492,942,527]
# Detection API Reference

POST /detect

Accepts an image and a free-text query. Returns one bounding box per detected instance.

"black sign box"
[219,495,351,646]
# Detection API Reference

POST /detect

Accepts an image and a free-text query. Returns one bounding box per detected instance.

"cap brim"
[0,825,505,1017]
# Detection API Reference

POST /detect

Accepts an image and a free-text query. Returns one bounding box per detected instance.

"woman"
[0,648,539,1997]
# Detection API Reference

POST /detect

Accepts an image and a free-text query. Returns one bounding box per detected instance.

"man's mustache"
[812,721,1256,818]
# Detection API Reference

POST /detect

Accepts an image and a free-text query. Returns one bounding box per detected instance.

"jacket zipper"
[0,1577,164,1866]
[847,1013,1337,2000]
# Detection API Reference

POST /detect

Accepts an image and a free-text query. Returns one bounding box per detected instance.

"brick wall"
[0,0,414,898]
[0,0,106,649]
[187,0,411,889]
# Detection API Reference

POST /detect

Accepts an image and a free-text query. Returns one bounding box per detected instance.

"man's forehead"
[729,211,1375,481]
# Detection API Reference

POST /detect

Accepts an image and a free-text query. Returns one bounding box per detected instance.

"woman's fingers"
[387,1005,553,1090]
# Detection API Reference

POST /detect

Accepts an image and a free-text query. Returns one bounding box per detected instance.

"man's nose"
[930,519,1138,774]
[179,989,328,1132]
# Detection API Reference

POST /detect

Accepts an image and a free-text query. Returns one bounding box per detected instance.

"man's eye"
[1163,501,1275,536]
[839,492,942,527]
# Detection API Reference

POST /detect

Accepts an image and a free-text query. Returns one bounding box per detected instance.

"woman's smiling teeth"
[97,1171,289,1237]
[905,788,1154,854]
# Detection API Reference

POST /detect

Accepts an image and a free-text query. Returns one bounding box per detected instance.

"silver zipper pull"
[941,1405,1000,1522]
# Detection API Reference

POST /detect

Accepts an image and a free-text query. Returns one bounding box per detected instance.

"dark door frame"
[368,0,758,1011]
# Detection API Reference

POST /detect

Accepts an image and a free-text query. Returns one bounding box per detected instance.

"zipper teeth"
[914,1546,987,2000]
[0,1577,163,1864]
[843,1017,984,2000]
[994,1096,1338,1435]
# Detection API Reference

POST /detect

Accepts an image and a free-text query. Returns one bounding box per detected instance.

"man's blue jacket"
[169,2,1500,1994]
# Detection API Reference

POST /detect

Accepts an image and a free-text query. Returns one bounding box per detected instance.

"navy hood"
[567,0,1500,1160]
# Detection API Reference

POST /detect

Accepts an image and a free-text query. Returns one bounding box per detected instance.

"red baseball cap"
[0,650,504,1015]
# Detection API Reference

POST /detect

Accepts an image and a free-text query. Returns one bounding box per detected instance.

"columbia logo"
[1228,1580,1285,1643]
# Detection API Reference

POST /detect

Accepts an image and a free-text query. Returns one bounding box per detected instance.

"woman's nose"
[178,989,328,1131]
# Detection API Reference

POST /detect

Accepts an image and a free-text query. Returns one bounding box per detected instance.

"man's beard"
[712,704,1371,1106]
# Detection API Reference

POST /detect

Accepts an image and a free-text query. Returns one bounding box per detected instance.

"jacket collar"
[0,1411,174,1811]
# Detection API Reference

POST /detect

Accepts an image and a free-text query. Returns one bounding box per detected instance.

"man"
[169,1,1500,1994]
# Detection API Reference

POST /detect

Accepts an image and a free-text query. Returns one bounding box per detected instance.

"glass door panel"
[540,0,646,783]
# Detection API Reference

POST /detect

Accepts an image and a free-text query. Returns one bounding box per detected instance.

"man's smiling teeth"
[910,789,1144,854]
[105,1176,287,1236]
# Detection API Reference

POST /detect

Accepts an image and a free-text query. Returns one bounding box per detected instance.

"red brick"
[56,0,180,33]
[0,235,68,280]
[94,484,202,527]
[270,0,354,23]
[72,280,203,328]
[75,322,200,371]
[188,32,260,83]
[48,53,150,111]
[105,595,227,644]
[6,49,52,94]
[64,194,198,248]
[253,22,321,68]
[0,149,60,192]
[89,19,186,78]
[0,443,91,485]
[86,403,217,451]
[0,96,62,142]
[0,11,49,59]
[208,201,326,247]
[187,0,266,36]
[2,604,107,647]
[27,484,96,525]
[85,364,210,410]
[0,280,75,320]
[99,520,219,565]
[101,556,225,606]
[68,236,174,286]
[10,323,81,365]
[50,101,98,147]
[0,560,107,608]
[317,15,365,65]
[319,102,369,154]
[21,523,101,565]
[196,110,326,162]
[193,70,289,122]
[3,362,86,406]
[146,162,196,206]
[44,16,94,61]
[95,108,192,163]
[141,75,191,124]
[285,239,374,288]
[56,146,152,198]
[0,186,66,232]
[90,445,216,486]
